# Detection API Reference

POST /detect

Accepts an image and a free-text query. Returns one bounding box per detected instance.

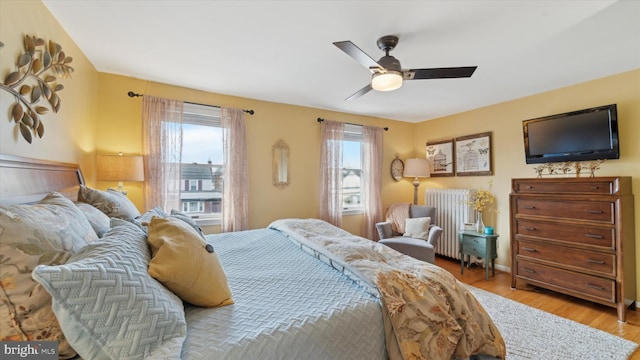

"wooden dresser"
[510,177,636,322]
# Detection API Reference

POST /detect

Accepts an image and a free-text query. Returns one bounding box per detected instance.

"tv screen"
[523,104,619,164]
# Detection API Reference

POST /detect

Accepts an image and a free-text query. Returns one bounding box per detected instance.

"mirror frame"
[272,139,289,189]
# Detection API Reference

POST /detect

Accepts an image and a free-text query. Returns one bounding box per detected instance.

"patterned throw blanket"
[386,202,411,234]
[270,218,505,360]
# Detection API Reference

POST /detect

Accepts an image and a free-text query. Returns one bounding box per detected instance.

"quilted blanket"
[181,228,386,360]
[270,218,506,360]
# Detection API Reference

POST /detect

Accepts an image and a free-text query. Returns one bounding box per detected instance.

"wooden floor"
[434,255,640,359]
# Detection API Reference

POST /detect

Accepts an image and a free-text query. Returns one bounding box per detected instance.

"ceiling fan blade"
[345,83,373,101]
[405,66,477,80]
[333,41,382,72]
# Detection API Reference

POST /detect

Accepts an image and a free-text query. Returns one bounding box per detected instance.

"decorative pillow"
[32,218,187,359]
[0,192,98,358]
[132,206,169,232]
[170,209,206,239]
[147,216,233,307]
[134,208,207,239]
[75,201,111,237]
[403,217,432,240]
[78,185,141,220]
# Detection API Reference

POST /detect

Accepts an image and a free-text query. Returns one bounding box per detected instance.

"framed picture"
[426,139,455,177]
[455,132,493,176]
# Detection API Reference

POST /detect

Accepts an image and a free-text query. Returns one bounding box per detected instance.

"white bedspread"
[180,229,387,360]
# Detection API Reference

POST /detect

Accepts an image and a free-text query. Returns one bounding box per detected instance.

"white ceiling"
[42,0,640,123]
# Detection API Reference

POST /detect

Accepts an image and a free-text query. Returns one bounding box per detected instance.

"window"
[188,180,198,191]
[342,124,363,213]
[175,103,223,225]
[182,201,205,213]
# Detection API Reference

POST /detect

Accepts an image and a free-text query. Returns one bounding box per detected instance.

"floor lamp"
[403,158,431,205]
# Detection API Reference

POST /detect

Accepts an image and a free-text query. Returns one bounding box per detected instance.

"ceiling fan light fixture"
[371,71,403,91]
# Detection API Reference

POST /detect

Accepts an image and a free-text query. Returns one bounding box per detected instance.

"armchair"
[376,204,442,264]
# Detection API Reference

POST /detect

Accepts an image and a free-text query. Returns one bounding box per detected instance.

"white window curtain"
[221,107,248,232]
[319,120,344,227]
[141,95,183,211]
[361,125,384,240]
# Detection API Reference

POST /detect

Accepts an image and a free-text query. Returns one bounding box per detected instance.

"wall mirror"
[272,139,289,189]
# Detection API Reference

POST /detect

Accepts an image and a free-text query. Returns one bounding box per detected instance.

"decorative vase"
[475,211,485,233]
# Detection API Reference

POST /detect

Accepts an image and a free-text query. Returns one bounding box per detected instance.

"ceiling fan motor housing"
[377,55,402,73]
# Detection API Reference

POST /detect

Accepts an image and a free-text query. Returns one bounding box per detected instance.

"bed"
[0,154,505,360]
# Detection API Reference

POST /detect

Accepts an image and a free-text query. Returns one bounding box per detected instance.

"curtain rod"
[127,91,255,115]
[317,117,388,131]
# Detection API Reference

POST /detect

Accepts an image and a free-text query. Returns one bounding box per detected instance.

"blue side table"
[458,230,498,281]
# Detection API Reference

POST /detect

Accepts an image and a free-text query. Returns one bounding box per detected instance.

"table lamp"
[96,152,144,195]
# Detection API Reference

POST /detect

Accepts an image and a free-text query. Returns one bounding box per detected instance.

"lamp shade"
[371,71,403,91]
[96,153,144,182]
[403,158,431,178]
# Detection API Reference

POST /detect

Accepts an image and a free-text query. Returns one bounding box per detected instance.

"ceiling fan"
[333,35,477,100]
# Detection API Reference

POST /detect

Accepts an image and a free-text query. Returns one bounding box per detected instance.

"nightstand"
[458,230,498,280]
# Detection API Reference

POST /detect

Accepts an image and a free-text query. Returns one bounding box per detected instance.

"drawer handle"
[585,283,606,291]
[590,186,599,190]
[526,185,535,190]
[585,210,604,214]
[585,233,604,239]
[522,206,536,210]
[586,258,605,265]
[522,268,536,274]
[522,226,537,231]
[522,247,537,252]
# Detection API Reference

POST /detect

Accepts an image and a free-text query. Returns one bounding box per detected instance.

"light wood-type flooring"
[434,255,640,359]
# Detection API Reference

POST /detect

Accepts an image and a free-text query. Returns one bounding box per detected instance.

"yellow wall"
[0,0,98,180]
[3,0,640,293]
[413,69,640,274]
[94,73,416,234]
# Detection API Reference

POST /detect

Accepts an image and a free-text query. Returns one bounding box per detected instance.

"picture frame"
[426,139,455,177]
[455,132,493,176]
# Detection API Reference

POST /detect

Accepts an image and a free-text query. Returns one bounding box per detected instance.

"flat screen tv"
[522,104,619,164]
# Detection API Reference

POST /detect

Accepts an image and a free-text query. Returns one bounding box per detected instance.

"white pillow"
[403,217,431,240]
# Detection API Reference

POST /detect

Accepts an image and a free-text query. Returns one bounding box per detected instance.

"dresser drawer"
[516,260,615,303]
[512,179,615,195]
[515,220,614,248]
[515,199,614,223]
[517,240,615,277]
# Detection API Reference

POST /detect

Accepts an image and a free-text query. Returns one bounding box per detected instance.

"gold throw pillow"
[147,216,233,307]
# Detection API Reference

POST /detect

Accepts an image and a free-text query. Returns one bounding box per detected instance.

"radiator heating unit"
[425,188,477,259]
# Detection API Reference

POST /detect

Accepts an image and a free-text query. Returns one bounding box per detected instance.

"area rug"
[467,285,638,360]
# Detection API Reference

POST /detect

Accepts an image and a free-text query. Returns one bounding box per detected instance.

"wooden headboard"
[0,154,85,205]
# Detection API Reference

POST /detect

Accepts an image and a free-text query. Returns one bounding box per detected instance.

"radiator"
[425,188,477,259]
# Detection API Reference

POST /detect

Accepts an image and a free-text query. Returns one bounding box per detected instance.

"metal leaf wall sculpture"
[0,35,74,143]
